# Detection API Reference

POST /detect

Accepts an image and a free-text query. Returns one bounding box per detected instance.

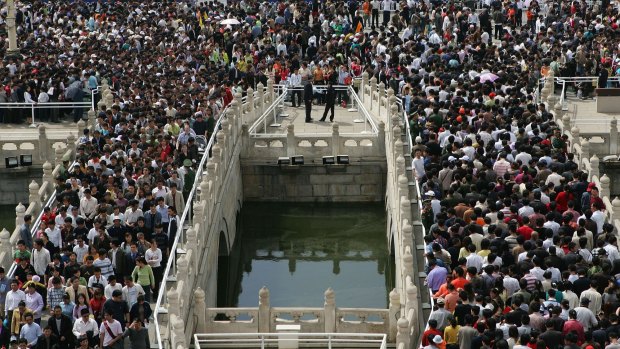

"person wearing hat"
[182,158,196,201]
[423,333,444,349]
[428,297,451,331]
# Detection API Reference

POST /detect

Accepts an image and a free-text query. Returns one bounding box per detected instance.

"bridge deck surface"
[0,120,79,140]
[568,97,620,132]
[253,101,374,135]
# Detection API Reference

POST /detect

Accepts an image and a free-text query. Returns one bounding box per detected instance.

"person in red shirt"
[517,217,534,240]
[422,319,443,346]
[555,185,574,212]
[451,267,470,290]
[562,310,585,345]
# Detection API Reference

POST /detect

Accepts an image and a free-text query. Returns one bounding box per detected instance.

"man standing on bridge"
[304,81,314,123]
[319,83,336,123]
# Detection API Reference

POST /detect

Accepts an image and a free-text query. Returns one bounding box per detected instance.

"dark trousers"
[337,90,348,104]
[291,89,302,107]
[320,103,335,121]
[305,100,312,121]
[494,24,503,39]
[152,266,163,298]
[371,9,379,28]
[383,10,390,26]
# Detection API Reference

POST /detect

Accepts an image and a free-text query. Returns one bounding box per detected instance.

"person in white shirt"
[72,308,99,344]
[104,276,123,300]
[99,311,123,349]
[73,238,89,263]
[5,280,26,319]
[412,149,426,181]
[79,189,98,221]
[288,70,303,107]
[30,239,51,277]
[122,277,145,309]
[465,245,483,272]
[44,221,62,250]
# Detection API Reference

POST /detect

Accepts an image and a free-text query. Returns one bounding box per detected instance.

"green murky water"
[0,205,15,232]
[219,202,394,309]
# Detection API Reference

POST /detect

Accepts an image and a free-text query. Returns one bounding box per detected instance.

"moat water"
[218,202,394,308]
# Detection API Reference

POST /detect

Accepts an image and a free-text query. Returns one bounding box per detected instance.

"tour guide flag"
[355,21,363,33]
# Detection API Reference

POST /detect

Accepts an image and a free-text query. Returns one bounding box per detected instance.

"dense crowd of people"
[0,0,619,348]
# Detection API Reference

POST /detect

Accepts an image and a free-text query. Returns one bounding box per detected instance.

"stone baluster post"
[396,155,406,176]
[6,0,18,54]
[54,146,65,166]
[612,197,620,222]
[332,124,340,157]
[185,227,197,270]
[396,317,410,349]
[394,141,404,169]
[199,183,210,230]
[77,120,86,138]
[87,109,96,129]
[562,114,571,133]
[403,248,414,281]
[391,104,400,129]
[104,93,113,110]
[267,78,275,104]
[0,229,12,269]
[378,83,385,114]
[176,255,189,317]
[38,125,48,162]
[590,154,600,179]
[286,125,296,157]
[66,134,76,157]
[386,88,394,112]
[257,82,265,117]
[370,77,377,110]
[378,121,386,154]
[389,289,400,342]
[571,127,580,152]
[324,287,336,333]
[12,203,25,244]
[170,314,186,349]
[29,181,41,214]
[405,283,418,315]
[246,87,254,120]
[42,161,54,198]
[194,288,207,333]
[258,287,270,332]
[168,287,179,317]
[401,197,412,227]
[361,72,369,102]
[581,140,590,163]
[600,174,611,199]
[610,118,619,155]
[398,175,408,200]
[402,221,413,248]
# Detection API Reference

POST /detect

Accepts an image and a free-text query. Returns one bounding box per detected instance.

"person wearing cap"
[428,297,451,331]
[423,334,444,349]
[574,296,598,333]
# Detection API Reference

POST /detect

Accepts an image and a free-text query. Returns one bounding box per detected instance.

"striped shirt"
[47,286,66,309]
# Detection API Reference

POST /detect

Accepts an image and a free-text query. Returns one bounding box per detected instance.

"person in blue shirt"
[20,312,42,347]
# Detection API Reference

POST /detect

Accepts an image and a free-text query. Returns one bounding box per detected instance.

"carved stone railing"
[198,287,398,341]
[359,74,426,349]
[243,123,385,161]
